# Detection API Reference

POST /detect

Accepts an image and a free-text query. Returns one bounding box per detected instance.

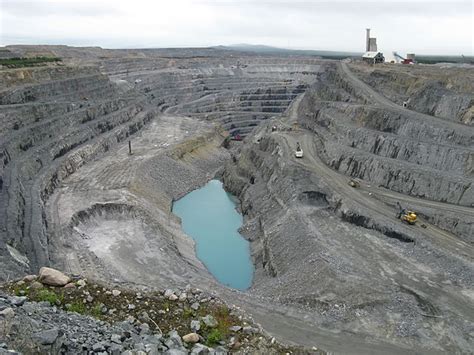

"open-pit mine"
[1,45,473,354]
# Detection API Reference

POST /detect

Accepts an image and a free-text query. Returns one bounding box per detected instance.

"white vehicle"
[295,142,303,158]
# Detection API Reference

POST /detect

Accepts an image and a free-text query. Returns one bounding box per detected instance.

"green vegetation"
[416,55,474,64]
[90,303,103,318]
[0,56,62,68]
[205,329,223,346]
[13,283,29,297]
[214,306,233,337]
[36,289,63,305]
[182,307,195,319]
[67,302,86,314]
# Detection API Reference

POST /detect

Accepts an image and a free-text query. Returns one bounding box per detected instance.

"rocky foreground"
[0,268,314,354]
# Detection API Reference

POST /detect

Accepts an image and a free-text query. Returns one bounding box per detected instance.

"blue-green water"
[172,180,253,290]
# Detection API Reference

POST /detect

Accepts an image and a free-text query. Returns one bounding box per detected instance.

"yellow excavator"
[397,202,417,225]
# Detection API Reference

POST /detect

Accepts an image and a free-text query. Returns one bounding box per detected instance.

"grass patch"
[182,307,194,319]
[205,328,223,346]
[0,56,62,68]
[12,284,29,297]
[35,289,63,305]
[90,303,103,318]
[214,306,233,338]
[67,302,86,314]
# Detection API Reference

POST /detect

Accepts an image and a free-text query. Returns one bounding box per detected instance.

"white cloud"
[0,0,472,54]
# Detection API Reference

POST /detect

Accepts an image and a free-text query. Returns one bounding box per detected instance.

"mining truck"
[295,142,303,158]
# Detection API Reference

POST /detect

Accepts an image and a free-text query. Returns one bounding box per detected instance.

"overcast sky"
[1,0,472,55]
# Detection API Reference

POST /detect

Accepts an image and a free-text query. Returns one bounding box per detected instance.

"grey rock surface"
[201,315,217,328]
[32,328,59,345]
[0,45,472,354]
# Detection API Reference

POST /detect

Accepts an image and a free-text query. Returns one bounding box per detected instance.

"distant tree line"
[415,55,474,64]
[0,56,62,68]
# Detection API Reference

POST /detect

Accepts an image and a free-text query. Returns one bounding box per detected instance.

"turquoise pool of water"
[172,180,253,290]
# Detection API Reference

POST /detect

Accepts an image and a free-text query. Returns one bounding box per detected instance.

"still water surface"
[172,180,253,290]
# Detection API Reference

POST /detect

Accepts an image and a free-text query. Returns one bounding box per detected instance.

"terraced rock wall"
[349,63,474,125]
[0,49,321,280]
[0,64,155,278]
[221,128,473,353]
[125,61,320,137]
[299,64,473,207]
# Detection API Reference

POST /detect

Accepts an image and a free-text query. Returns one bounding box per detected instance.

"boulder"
[165,330,183,349]
[165,350,187,355]
[111,334,122,344]
[92,342,106,352]
[139,323,150,335]
[190,344,211,354]
[182,333,199,343]
[76,279,87,287]
[0,307,15,319]
[112,289,121,297]
[30,281,43,290]
[144,343,159,355]
[164,289,174,298]
[32,329,59,345]
[229,325,242,332]
[201,315,217,328]
[242,326,257,334]
[23,274,38,282]
[190,320,201,332]
[9,296,27,307]
[38,267,71,287]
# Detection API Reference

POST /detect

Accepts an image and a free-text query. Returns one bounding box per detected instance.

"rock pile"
[0,268,308,354]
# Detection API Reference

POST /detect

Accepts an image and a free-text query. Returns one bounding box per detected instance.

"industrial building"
[362,51,385,64]
[362,28,384,64]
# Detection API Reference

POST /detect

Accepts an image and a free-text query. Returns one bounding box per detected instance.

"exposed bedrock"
[0,49,323,280]
[1,46,473,353]
[297,65,474,207]
[0,68,118,105]
[349,63,474,125]
[65,201,207,286]
[45,116,230,290]
[124,61,320,137]
[0,63,155,279]
[222,130,473,353]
